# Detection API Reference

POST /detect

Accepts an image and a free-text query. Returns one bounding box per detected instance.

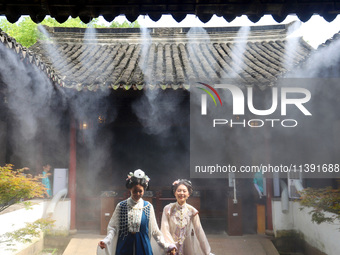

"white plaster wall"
[272,200,340,255]
[48,199,71,234]
[0,200,46,236]
[272,199,294,231]
[0,199,71,254]
[0,200,46,255]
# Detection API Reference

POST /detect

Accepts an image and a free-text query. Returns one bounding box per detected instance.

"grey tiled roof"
[318,32,340,49]
[0,29,62,87]
[25,23,312,91]
[290,30,340,78]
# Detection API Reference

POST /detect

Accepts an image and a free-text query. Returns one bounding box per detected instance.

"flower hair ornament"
[172,180,179,186]
[127,169,150,184]
[172,179,192,186]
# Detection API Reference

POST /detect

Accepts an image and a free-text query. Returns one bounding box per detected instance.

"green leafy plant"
[299,187,340,225]
[0,164,46,213]
[0,17,39,47]
[0,165,54,250]
[0,218,55,250]
[42,248,59,254]
[0,16,140,47]
[110,20,140,28]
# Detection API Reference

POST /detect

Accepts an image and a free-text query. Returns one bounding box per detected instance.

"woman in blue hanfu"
[98,169,176,255]
[161,179,214,255]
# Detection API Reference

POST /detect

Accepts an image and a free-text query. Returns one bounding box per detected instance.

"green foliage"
[42,248,59,254]
[0,218,55,249]
[299,187,340,225]
[0,165,54,249]
[0,164,46,213]
[0,17,38,47]
[110,20,140,28]
[0,16,140,47]
[41,17,92,28]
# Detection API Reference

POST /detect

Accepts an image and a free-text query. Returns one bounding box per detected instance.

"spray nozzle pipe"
[233,179,238,204]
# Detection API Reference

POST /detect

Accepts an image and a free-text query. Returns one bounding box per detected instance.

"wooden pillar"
[69,116,77,231]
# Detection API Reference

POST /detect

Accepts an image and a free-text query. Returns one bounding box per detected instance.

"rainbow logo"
[197,82,223,115]
[197,82,223,106]
[197,82,222,106]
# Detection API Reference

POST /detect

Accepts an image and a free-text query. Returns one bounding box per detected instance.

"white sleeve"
[192,213,211,255]
[160,205,176,244]
[149,204,176,251]
[101,203,120,246]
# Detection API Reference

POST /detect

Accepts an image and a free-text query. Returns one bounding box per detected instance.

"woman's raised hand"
[98,241,106,249]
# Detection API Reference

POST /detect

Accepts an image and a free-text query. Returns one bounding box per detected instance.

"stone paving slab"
[62,234,102,255]
[62,233,279,255]
[208,234,280,255]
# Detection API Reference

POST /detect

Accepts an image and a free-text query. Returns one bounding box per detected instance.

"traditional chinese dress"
[161,202,212,255]
[100,197,172,255]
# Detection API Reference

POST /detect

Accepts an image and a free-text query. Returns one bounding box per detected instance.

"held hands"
[98,241,106,249]
[168,248,177,255]
[167,243,177,255]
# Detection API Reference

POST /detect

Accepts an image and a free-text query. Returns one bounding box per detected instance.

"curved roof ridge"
[317,31,340,49]
[0,28,64,87]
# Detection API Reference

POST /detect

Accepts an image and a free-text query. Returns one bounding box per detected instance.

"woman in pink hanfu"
[161,179,214,255]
